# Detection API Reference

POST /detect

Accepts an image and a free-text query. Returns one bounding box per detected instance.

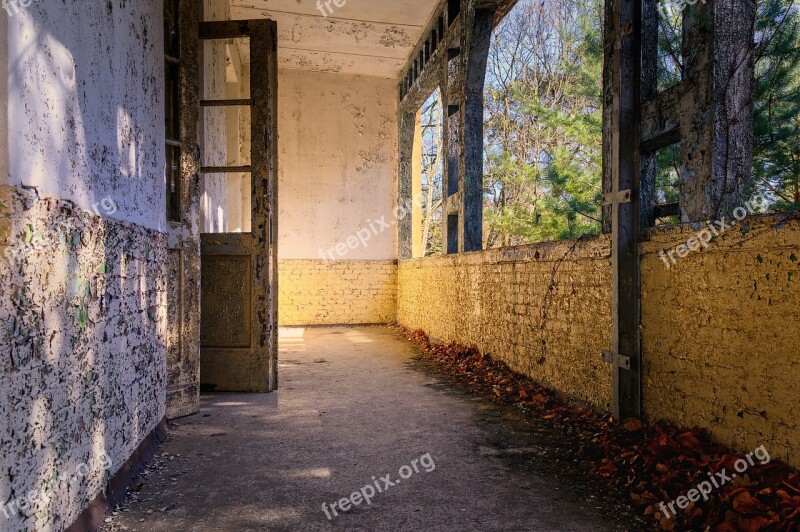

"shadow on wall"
[6,0,164,231]
[1,2,168,529]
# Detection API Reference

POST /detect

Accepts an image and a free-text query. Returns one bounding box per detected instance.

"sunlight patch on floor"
[344,330,374,344]
[284,468,332,479]
[279,327,307,352]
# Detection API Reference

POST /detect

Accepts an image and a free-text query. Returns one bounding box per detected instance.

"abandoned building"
[0,0,798,529]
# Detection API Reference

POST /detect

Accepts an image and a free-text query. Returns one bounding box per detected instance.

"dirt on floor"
[100,326,629,532]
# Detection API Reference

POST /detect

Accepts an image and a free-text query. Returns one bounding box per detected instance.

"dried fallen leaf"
[624,418,644,432]
[400,327,800,532]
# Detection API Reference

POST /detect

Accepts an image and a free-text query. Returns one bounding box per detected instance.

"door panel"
[200,254,252,348]
[199,20,278,393]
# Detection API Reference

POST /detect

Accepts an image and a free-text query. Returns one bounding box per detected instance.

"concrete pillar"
[680,0,755,221]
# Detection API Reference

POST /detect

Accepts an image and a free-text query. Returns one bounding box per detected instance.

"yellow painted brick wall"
[397,236,613,410]
[279,260,397,326]
[642,214,800,467]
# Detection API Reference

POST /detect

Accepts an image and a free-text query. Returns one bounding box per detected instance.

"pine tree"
[753,0,800,210]
[484,0,800,245]
[484,0,604,244]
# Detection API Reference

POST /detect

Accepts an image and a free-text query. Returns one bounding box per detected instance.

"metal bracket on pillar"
[602,189,632,207]
[601,350,631,370]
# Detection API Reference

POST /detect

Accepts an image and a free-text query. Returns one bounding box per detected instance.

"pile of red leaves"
[401,328,800,531]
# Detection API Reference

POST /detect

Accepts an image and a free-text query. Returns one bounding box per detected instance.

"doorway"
[198,20,279,393]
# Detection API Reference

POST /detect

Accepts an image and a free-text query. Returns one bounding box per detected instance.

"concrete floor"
[103,327,617,531]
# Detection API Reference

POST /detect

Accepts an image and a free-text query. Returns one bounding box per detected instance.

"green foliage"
[753,0,800,211]
[657,0,683,92]
[518,90,602,241]
[484,0,604,246]
[485,0,800,245]
[653,0,800,215]
[655,144,681,204]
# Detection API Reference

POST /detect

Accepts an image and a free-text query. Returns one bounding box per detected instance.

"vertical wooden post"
[411,111,425,258]
[603,0,642,419]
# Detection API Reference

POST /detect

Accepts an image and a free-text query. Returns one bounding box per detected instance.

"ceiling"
[229,0,443,78]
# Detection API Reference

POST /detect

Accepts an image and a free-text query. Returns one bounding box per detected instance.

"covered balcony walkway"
[101,327,618,531]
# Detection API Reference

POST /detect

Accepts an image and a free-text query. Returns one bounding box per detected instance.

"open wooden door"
[165,0,202,419]
[199,20,278,393]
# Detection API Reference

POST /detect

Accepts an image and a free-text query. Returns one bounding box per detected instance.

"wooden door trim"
[165,0,202,419]
[199,19,278,393]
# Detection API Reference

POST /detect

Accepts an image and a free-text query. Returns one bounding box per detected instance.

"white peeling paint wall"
[6,0,165,231]
[0,12,8,186]
[278,70,399,260]
[0,1,168,530]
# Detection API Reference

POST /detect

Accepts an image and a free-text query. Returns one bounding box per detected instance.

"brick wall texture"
[278,260,397,326]
[641,214,800,467]
[397,237,614,410]
[398,215,800,468]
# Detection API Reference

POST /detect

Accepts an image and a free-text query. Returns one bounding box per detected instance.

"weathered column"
[398,0,501,257]
[637,0,755,225]
[443,22,463,254]
[442,2,496,254]
[462,8,494,252]
[603,0,643,419]
[411,112,425,258]
[398,110,417,260]
[639,0,659,229]
[680,0,755,220]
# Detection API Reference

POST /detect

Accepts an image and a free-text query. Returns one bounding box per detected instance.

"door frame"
[165,0,202,419]
[198,19,279,392]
